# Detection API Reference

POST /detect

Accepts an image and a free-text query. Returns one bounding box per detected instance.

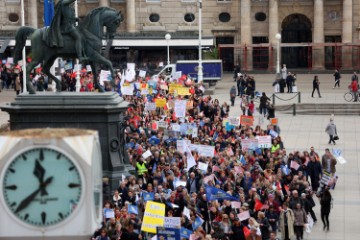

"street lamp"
[275,33,281,75]
[197,0,203,83]
[75,0,81,92]
[20,0,27,93]
[165,33,171,65]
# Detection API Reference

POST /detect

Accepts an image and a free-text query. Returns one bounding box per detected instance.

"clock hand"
[14,176,53,214]
[33,160,45,184]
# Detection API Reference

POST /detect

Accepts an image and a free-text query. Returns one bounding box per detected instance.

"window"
[85,0,99,2]
[111,0,125,3]
[217,0,231,2]
[149,14,160,22]
[255,12,266,21]
[184,13,195,23]
[146,0,160,2]
[219,12,231,22]
[8,13,19,22]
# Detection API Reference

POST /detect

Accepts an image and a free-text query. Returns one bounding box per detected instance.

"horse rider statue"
[45,0,88,63]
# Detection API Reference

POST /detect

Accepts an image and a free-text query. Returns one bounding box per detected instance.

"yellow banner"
[155,98,167,108]
[141,201,165,233]
[169,84,182,93]
[177,87,191,96]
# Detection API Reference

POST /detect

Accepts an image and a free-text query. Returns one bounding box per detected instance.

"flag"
[180,228,192,239]
[234,166,243,174]
[44,0,54,26]
[183,140,196,171]
[240,155,247,165]
[203,174,215,185]
[128,204,138,215]
[254,199,263,211]
[281,165,291,175]
[205,186,238,201]
[143,192,155,201]
[166,202,179,209]
[332,149,342,157]
[192,217,204,231]
[243,226,251,238]
[212,165,220,173]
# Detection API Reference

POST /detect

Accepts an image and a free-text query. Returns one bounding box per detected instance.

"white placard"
[183,207,190,219]
[174,100,187,118]
[197,145,215,158]
[256,136,272,148]
[122,85,134,95]
[139,70,146,78]
[145,102,156,111]
[198,162,208,172]
[337,156,347,165]
[141,88,149,95]
[86,65,92,72]
[175,181,187,188]
[100,70,111,85]
[171,124,181,132]
[105,209,115,218]
[142,150,152,159]
[191,127,198,138]
[241,138,259,150]
[164,217,181,228]
[173,71,182,80]
[157,121,167,129]
[231,201,241,209]
[238,210,250,221]
[228,116,240,126]
[6,57,14,64]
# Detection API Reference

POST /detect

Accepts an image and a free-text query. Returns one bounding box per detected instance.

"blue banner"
[128,204,138,215]
[157,227,181,240]
[44,0,54,26]
[192,216,204,231]
[205,186,238,201]
[180,227,192,239]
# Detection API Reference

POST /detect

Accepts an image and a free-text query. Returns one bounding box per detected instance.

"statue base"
[0,92,134,190]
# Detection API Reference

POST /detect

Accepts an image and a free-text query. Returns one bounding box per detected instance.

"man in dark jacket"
[286,72,294,93]
[307,156,322,191]
[333,69,341,88]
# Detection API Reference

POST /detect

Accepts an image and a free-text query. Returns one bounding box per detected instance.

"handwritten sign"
[141,201,165,233]
[175,100,187,118]
[238,210,250,221]
[122,85,134,95]
[176,87,191,96]
[197,145,215,158]
[164,217,181,229]
[256,136,272,148]
[145,102,157,111]
[240,115,254,126]
[228,116,240,126]
[241,138,258,151]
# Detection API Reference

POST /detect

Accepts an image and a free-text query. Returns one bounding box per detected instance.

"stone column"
[312,0,325,70]
[342,0,353,69]
[28,0,38,28]
[126,0,136,33]
[99,0,109,7]
[268,0,279,72]
[240,0,252,71]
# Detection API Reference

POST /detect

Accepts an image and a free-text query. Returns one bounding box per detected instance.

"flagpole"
[20,0,27,93]
[74,0,81,92]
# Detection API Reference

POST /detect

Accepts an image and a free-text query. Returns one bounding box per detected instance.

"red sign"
[240,115,254,126]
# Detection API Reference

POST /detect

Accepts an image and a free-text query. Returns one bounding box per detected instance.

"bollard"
[293,103,296,116]
[272,94,275,105]
[298,92,301,103]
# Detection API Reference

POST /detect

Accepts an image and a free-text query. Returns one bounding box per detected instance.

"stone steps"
[276,103,360,115]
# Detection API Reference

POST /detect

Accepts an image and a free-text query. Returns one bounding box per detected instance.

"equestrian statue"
[14,1,122,94]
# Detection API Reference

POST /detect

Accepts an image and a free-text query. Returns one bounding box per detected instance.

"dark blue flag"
[44,0,54,26]
[128,204,138,215]
[180,227,192,239]
[205,186,238,201]
[192,216,204,231]
[143,192,154,201]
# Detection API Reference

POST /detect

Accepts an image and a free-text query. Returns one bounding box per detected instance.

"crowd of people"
[88,71,338,240]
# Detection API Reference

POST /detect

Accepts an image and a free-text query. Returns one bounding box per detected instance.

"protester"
[230,85,237,106]
[285,72,294,93]
[259,92,270,117]
[293,203,307,240]
[319,188,332,231]
[279,202,294,240]
[321,149,337,176]
[349,77,358,102]
[311,75,321,98]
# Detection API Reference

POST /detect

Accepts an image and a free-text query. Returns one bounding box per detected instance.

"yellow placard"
[177,87,191,96]
[155,98,167,108]
[169,84,182,93]
[141,201,165,233]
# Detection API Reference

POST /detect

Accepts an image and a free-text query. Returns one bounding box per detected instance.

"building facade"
[0,0,359,71]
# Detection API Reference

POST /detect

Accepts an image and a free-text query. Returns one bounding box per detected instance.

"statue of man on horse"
[45,0,88,63]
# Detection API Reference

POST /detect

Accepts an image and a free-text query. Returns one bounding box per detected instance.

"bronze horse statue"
[14,7,122,94]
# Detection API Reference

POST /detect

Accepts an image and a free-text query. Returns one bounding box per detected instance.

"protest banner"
[164,217,181,228]
[197,162,208,172]
[176,140,186,153]
[141,201,166,233]
[142,150,152,159]
[156,227,181,240]
[192,217,204,231]
[6,57,14,64]
[205,186,238,201]
[191,127,198,138]
[171,124,181,132]
[197,145,215,158]
[169,84,182,93]
[141,84,149,95]
[155,98,167,108]
[231,201,241,209]
[240,115,254,126]
[157,121,167,129]
[86,65,92,72]
[256,136,272,148]
[189,144,199,152]
[182,207,190,219]
[237,210,250,221]
[241,138,259,150]
[104,208,114,218]
[176,87,191,96]
[174,100,187,118]
[270,118,278,125]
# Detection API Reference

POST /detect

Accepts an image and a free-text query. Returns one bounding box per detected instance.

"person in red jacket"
[349,78,358,102]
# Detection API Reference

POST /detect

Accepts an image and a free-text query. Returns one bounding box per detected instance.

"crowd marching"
[0,62,340,240]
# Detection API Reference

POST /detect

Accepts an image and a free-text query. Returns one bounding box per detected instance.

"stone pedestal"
[0,92,133,190]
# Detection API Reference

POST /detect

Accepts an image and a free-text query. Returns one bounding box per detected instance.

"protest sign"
[191,127,198,138]
[228,116,240,126]
[145,102,157,111]
[270,118,278,125]
[173,71,182,80]
[197,145,215,158]
[256,136,272,148]
[231,201,241,209]
[122,85,134,95]
[64,62,73,70]
[158,121,167,129]
[157,227,181,240]
[104,209,114,218]
[156,99,167,108]
[269,129,279,138]
[175,181,187,188]
[241,138,259,151]
[141,201,165,233]
[6,57,14,64]
[240,115,254,126]
[198,162,208,172]
[175,100,187,118]
[186,100,193,110]
[164,217,181,228]
[141,85,149,95]
[182,207,190,219]
[160,84,168,90]
[176,87,191,96]
[290,161,300,170]
[139,70,146,78]
[86,65,92,72]
[142,150,152,159]
[171,124,181,132]
[238,210,250,221]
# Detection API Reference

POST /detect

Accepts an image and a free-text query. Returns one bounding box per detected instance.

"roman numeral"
[5,185,17,190]
[39,149,44,161]
[68,183,81,188]
[10,202,16,207]
[8,168,15,173]
[41,212,46,225]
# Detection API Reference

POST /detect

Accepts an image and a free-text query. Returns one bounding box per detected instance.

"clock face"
[2,147,83,227]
